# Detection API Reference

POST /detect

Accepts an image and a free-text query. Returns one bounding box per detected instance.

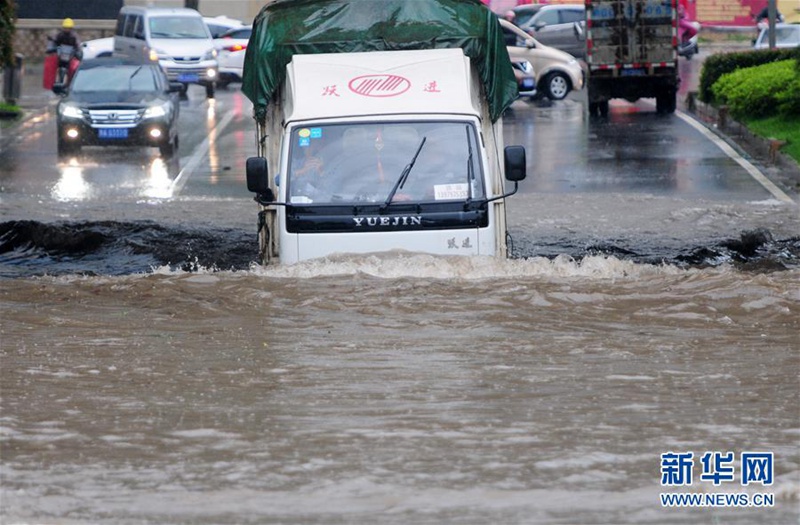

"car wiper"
[382,136,426,209]
[128,66,144,90]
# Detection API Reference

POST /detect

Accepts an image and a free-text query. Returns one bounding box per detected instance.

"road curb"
[681,93,800,201]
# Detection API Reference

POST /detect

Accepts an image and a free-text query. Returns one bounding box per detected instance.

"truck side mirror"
[246,156,271,195]
[504,145,526,182]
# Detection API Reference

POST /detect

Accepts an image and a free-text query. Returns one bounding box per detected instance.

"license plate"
[621,68,646,77]
[98,128,128,139]
[522,79,535,88]
[178,73,199,83]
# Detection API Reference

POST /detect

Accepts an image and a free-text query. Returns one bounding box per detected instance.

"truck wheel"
[206,83,215,99]
[543,72,570,101]
[656,91,676,114]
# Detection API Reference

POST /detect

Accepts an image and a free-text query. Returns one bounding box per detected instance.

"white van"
[113,6,218,98]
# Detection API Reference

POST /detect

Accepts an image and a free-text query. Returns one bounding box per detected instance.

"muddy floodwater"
[1,254,798,524]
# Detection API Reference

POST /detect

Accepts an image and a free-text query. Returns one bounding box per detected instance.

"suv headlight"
[202,48,218,61]
[143,103,169,119]
[60,104,83,119]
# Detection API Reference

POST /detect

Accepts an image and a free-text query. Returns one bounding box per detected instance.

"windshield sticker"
[298,137,310,147]
[349,74,411,97]
[310,128,323,139]
[434,183,469,200]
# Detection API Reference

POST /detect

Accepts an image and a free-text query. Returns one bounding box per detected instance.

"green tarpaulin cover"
[241,0,517,122]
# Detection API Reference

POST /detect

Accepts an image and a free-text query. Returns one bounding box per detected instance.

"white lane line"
[169,109,237,196]
[676,110,795,205]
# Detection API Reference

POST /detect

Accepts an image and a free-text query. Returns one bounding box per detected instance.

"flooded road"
[2,62,800,523]
[2,260,799,524]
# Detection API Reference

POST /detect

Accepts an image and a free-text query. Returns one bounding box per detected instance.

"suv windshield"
[149,16,209,39]
[71,66,159,93]
[287,122,485,205]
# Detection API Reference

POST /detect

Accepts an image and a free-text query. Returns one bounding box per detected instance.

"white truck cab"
[242,0,526,265]
[246,49,526,264]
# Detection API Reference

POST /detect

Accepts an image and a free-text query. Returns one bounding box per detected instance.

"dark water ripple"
[0,220,258,277]
[1,220,798,278]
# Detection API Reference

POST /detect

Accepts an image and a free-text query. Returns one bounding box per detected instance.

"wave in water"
[1,220,798,279]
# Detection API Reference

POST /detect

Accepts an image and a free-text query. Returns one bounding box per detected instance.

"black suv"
[54,57,182,158]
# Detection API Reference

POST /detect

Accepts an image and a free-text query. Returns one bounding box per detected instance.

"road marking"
[169,108,237,196]
[676,110,795,205]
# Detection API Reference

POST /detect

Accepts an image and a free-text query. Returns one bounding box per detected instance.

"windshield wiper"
[382,136,426,209]
[128,66,144,90]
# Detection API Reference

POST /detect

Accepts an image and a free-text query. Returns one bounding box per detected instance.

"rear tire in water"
[656,91,676,114]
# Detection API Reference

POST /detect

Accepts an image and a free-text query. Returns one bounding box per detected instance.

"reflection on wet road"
[1,70,799,525]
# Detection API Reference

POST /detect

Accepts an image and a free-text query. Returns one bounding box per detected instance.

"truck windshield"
[287,122,485,204]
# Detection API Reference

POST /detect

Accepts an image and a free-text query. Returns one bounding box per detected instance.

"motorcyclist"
[50,18,83,87]
[54,18,82,56]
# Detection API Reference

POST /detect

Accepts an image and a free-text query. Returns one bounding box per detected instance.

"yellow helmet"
[62,18,75,29]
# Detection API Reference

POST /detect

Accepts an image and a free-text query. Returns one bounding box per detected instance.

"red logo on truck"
[348,75,411,97]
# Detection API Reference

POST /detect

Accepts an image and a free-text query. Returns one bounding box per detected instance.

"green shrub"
[698,48,798,104]
[0,0,17,68]
[712,60,799,119]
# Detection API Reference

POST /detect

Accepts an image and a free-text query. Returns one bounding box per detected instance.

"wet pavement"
[1,42,799,525]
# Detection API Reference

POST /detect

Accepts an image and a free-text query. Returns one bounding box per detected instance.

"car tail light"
[224,44,246,52]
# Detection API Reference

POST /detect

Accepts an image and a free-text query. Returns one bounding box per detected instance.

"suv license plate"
[178,73,199,83]
[98,128,128,139]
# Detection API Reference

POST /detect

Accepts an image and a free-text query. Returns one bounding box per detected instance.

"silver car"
[501,19,584,101]
[518,4,586,59]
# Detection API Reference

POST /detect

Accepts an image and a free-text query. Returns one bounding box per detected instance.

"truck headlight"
[60,105,83,119]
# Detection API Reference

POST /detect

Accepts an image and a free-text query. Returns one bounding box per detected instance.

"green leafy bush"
[712,59,799,119]
[0,0,17,68]
[698,48,798,104]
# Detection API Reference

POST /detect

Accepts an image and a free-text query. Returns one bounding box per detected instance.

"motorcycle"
[43,36,80,91]
[678,17,700,60]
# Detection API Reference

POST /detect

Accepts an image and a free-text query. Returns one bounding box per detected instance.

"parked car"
[203,15,245,38]
[113,6,219,98]
[518,3,586,59]
[81,37,114,59]
[753,23,800,49]
[213,25,252,88]
[513,60,538,99]
[511,3,548,27]
[501,18,584,101]
[53,57,182,158]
